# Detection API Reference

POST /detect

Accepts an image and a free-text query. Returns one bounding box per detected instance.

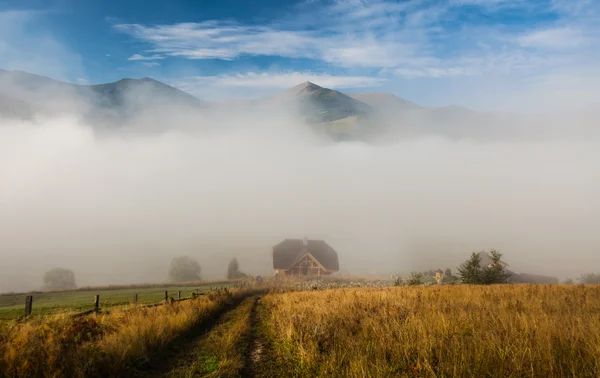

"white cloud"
[77,77,89,84]
[519,27,586,49]
[110,0,600,88]
[394,66,474,78]
[128,53,165,61]
[141,62,161,67]
[115,23,321,61]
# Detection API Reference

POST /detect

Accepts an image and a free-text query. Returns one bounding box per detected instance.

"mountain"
[277,81,373,124]
[3,69,585,142]
[87,77,201,109]
[0,70,204,126]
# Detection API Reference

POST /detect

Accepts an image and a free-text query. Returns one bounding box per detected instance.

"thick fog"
[1,83,600,292]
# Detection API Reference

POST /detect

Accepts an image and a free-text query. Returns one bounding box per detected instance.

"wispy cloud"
[519,27,586,49]
[112,0,600,97]
[141,62,161,67]
[128,53,165,61]
[393,67,475,79]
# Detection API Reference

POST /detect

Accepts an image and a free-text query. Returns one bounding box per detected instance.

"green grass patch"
[0,283,232,320]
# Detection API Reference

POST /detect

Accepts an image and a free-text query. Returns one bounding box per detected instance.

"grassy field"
[256,284,600,377]
[2,283,599,377]
[0,282,233,320]
[0,287,263,377]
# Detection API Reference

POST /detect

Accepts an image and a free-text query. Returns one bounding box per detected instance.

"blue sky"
[0,0,599,110]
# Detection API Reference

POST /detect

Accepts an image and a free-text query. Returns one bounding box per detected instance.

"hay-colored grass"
[258,284,600,377]
[0,288,255,377]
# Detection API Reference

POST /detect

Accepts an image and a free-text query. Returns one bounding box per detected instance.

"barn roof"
[477,251,508,267]
[272,239,339,271]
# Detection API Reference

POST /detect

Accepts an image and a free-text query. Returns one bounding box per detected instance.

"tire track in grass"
[135,295,249,378]
[240,297,263,377]
[159,297,259,378]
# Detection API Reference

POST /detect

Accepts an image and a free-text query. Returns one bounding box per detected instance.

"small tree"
[457,252,482,284]
[480,250,511,284]
[444,268,452,277]
[227,257,247,279]
[43,268,76,290]
[459,250,510,285]
[564,278,574,284]
[406,271,423,286]
[169,256,201,282]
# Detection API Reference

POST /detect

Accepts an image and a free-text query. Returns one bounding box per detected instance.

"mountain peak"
[291,81,323,93]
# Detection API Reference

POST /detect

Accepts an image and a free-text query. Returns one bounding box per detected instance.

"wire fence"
[17,285,246,319]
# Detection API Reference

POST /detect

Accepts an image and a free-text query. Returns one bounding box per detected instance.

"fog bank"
[1,109,599,292]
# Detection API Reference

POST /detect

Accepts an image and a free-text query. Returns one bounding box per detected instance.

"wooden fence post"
[164,291,168,303]
[134,293,138,304]
[93,295,100,313]
[24,295,33,317]
[178,291,181,300]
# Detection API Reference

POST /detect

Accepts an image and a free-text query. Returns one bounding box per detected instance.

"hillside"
[87,77,201,109]
[0,70,204,125]
[278,81,373,124]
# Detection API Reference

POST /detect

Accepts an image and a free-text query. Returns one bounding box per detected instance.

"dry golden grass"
[258,285,600,377]
[0,288,256,378]
[165,297,256,377]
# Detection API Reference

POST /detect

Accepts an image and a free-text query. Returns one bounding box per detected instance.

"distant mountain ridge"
[87,77,201,109]
[0,70,405,127]
[0,70,205,128]
[0,69,489,140]
[4,69,590,142]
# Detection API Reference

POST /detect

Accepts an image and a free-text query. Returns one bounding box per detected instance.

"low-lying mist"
[1,101,599,293]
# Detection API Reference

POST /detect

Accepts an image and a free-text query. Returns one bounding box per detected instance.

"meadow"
[0,286,263,377]
[0,281,234,320]
[1,283,599,377]
[256,284,600,377]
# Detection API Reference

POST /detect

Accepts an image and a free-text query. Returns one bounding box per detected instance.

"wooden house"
[272,238,339,276]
